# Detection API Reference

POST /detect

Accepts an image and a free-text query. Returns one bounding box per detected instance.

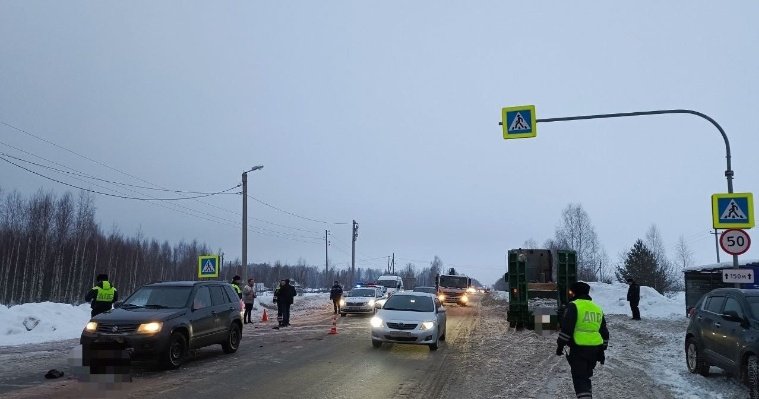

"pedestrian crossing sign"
[712,193,754,229]
[502,105,537,139]
[198,255,220,278]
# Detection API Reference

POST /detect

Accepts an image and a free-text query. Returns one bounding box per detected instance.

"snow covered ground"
[0,292,329,347]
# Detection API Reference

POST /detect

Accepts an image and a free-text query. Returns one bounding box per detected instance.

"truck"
[436,270,472,306]
[505,249,577,330]
[376,275,404,296]
[683,260,759,315]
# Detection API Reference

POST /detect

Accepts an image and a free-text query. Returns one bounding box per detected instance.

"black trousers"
[333,299,341,314]
[282,303,292,325]
[567,349,598,399]
[630,300,640,320]
[244,303,253,322]
[277,302,284,325]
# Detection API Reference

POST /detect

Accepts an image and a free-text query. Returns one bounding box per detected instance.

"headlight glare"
[438,294,445,301]
[368,299,375,307]
[421,321,435,331]
[339,299,346,306]
[85,322,97,332]
[461,295,469,303]
[137,322,163,334]
[370,316,383,328]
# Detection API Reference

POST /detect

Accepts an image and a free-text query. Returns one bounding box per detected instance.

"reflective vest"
[232,283,242,295]
[573,299,604,346]
[94,281,115,302]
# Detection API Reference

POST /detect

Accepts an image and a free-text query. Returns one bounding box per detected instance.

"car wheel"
[685,338,709,376]
[429,333,439,351]
[440,327,446,341]
[372,339,382,349]
[161,332,187,369]
[748,355,759,399]
[222,323,241,354]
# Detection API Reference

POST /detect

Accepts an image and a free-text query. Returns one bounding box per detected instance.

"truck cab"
[376,275,404,296]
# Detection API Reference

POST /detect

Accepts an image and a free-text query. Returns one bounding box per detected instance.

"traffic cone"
[262,309,269,322]
[328,314,338,335]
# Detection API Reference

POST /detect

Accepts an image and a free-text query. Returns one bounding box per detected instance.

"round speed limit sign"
[720,229,751,255]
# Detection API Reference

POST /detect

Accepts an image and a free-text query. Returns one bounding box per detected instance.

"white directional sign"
[720,229,751,256]
[722,268,755,284]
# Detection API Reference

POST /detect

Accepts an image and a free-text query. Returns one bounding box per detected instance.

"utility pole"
[710,229,721,263]
[325,230,329,285]
[387,256,390,274]
[392,252,395,274]
[241,165,263,283]
[351,220,358,286]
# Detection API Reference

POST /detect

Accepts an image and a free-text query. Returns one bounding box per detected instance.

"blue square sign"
[502,105,537,139]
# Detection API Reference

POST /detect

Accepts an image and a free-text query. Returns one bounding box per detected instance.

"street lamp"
[242,165,264,282]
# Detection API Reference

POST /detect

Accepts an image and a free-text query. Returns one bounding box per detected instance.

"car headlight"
[85,322,98,332]
[370,316,383,328]
[339,299,346,306]
[467,287,476,294]
[137,322,163,334]
[420,321,435,331]
[438,294,445,301]
[461,295,469,303]
[368,299,375,307]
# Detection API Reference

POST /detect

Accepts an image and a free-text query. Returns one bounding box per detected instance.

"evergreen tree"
[616,239,673,294]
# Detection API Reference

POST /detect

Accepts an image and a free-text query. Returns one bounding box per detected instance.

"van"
[377,275,404,296]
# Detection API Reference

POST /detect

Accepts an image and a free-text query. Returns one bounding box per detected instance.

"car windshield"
[414,287,436,294]
[439,276,468,289]
[746,297,759,319]
[382,295,434,312]
[377,280,397,289]
[348,289,376,297]
[123,286,192,309]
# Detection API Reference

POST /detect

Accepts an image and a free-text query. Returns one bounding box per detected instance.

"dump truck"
[436,271,472,306]
[505,249,577,330]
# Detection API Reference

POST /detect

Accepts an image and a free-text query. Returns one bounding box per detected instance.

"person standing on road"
[231,275,243,299]
[243,278,257,324]
[273,280,285,328]
[626,278,641,320]
[556,281,609,399]
[85,274,118,317]
[279,279,297,327]
[330,281,343,315]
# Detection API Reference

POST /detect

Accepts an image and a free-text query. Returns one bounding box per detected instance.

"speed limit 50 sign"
[720,229,751,256]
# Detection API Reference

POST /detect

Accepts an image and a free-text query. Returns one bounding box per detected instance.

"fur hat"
[570,281,591,296]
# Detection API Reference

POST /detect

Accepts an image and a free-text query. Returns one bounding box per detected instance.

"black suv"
[685,288,759,397]
[81,281,243,369]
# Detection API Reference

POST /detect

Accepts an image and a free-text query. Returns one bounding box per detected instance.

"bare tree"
[671,234,693,291]
[554,203,603,281]
[522,239,538,249]
[645,224,678,292]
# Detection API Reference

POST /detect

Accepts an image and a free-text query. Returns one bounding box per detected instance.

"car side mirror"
[722,310,744,323]
[113,301,122,309]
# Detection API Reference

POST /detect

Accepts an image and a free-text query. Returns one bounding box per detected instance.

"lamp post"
[242,165,264,282]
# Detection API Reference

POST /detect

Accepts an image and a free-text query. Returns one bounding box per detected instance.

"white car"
[370,292,446,351]
[340,287,383,316]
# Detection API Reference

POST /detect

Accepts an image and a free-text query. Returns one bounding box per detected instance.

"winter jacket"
[627,282,640,303]
[557,294,609,363]
[278,284,297,306]
[329,284,343,300]
[85,280,118,315]
[243,285,257,304]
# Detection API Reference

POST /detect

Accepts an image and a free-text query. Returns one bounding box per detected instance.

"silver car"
[340,287,383,316]
[370,292,446,351]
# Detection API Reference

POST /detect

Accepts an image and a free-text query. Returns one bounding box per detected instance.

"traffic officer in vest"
[231,275,243,299]
[556,281,609,399]
[85,273,118,317]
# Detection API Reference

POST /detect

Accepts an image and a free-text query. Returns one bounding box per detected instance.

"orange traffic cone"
[328,314,338,335]
[262,309,269,322]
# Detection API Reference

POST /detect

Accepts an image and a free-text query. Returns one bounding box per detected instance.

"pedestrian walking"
[626,278,641,320]
[330,280,344,315]
[85,274,118,318]
[231,275,243,299]
[279,279,297,327]
[556,282,609,399]
[273,280,285,328]
[243,278,257,324]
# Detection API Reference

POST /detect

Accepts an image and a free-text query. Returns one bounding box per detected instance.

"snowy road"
[0,293,751,398]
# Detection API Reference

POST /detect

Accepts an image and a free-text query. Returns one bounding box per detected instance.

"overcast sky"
[1,1,757,285]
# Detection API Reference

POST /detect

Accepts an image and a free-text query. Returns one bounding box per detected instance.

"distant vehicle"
[685,288,759,397]
[413,286,437,295]
[81,281,243,370]
[377,275,404,296]
[340,287,384,316]
[436,273,471,306]
[370,292,446,351]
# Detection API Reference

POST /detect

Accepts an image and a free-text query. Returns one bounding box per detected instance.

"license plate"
[390,331,411,337]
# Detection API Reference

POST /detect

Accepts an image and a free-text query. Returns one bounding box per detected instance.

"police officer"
[231,275,243,299]
[556,281,609,399]
[85,274,118,317]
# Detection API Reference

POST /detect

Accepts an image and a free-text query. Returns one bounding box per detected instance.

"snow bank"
[589,282,685,319]
[0,302,91,347]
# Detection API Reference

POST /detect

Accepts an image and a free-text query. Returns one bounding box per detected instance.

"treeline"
[0,188,211,305]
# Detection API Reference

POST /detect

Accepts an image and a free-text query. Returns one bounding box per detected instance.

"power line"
[246,194,349,225]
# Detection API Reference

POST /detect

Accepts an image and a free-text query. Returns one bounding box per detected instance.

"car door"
[434,298,446,337]
[189,286,216,348]
[699,295,726,364]
[210,285,233,339]
[716,296,747,370]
